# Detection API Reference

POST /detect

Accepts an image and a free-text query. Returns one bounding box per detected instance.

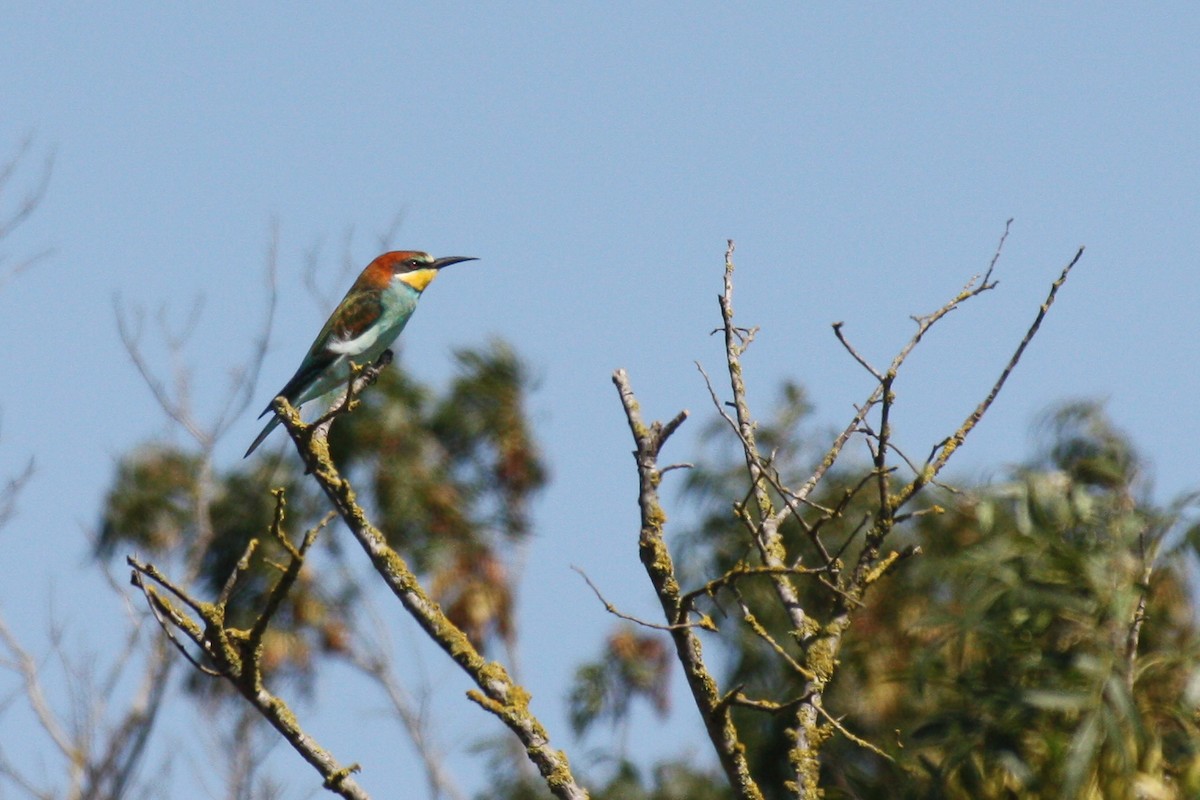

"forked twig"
[128,517,370,799]
[895,246,1085,508]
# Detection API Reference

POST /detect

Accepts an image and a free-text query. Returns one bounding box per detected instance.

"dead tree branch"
[612,368,764,800]
[273,358,589,800]
[128,498,370,800]
[618,232,1081,799]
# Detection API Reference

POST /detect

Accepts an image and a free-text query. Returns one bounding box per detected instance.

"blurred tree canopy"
[98,339,546,688]
[572,390,1200,800]
[95,339,1200,798]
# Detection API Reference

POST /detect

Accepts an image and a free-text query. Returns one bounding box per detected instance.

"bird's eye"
[407,259,421,268]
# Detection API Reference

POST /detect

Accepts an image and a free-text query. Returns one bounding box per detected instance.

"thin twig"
[895,246,1085,509]
[783,229,1010,520]
[0,614,75,758]
[573,566,716,632]
[213,224,280,436]
[114,300,206,444]
[733,593,817,681]
[814,703,893,762]
[832,322,883,380]
[680,564,825,615]
[982,218,1014,286]
[343,640,467,800]
[0,457,34,531]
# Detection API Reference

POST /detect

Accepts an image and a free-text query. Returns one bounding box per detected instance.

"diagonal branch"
[573,565,717,633]
[129,523,370,799]
[714,243,811,635]
[276,363,589,800]
[712,243,825,798]
[0,614,75,760]
[893,246,1085,510]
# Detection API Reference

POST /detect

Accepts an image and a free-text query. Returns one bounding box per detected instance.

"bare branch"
[785,227,1013,519]
[982,218,1014,286]
[714,243,821,627]
[129,536,371,799]
[85,636,174,800]
[0,136,52,239]
[114,229,281,449]
[806,470,876,548]
[343,638,468,800]
[710,243,826,797]
[212,225,280,437]
[894,246,1085,509]
[277,369,589,800]
[832,322,883,381]
[374,211,407,253]
[732,593,817,681]
[114,298,208,444]
[680,564,825,615]
[612,367,764,800]
[572,565,717,633]
[0,135,54,293]
[610,233,1080,799]
[0,614,75,759]
[813,703,893,763]
[0,457,33,531]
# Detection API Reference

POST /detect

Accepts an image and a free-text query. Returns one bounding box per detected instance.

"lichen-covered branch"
[712,243,828,797]
[666,234,1081,798]
[717,242,816,621]
[128,506,370,800]
[892,245,1086,510]
[611,368,764,800]
[276,362,588,800]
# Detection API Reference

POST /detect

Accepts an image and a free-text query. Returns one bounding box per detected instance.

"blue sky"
[1,4,1198,797]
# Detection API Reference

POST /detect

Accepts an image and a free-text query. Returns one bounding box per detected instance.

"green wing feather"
[259,289,383,416]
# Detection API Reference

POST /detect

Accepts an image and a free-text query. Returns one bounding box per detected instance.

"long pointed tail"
[244,413,282,458]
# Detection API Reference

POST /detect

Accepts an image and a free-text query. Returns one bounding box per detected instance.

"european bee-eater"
[244,250,476,458]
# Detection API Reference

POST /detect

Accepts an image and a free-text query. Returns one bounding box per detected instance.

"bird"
[245,250,476,458]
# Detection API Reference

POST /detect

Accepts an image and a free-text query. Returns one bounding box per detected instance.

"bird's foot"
[363,349,394,385]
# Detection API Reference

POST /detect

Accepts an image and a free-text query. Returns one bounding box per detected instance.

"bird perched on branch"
[245,250,476,457]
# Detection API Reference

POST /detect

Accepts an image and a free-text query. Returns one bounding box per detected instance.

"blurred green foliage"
[569,625,672,739]
[100,346,1200,799]
[98,339,546,684]
[653,392,1200,799]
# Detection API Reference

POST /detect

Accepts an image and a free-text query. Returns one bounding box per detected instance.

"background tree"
[668,387,1200,799]
[93,232,548,798]
[14,230,1200,800]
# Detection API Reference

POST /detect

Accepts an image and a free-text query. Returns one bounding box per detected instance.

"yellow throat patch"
[397,268,438,292]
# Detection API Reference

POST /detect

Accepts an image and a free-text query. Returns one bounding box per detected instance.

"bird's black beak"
[432,256,478,270]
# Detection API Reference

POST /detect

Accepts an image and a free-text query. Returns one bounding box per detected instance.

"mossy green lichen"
[795,615,823,643]
[322,763,361,790]
[805,631,843,684]
[644,504,667,531]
